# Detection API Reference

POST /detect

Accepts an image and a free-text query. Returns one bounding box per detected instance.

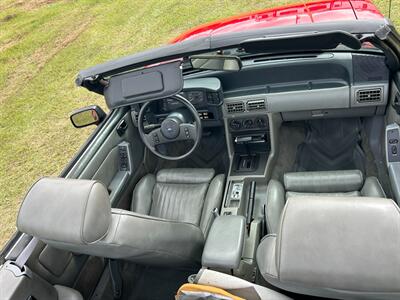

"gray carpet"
[96,263,197,300]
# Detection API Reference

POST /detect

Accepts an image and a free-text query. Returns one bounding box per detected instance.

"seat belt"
[109,259,123,299]
[14,236,39,269]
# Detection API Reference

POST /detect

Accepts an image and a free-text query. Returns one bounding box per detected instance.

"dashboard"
[184,52,389,124]
[134,52,390,132]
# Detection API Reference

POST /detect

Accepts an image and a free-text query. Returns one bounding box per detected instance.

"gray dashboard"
[185,52,389,121]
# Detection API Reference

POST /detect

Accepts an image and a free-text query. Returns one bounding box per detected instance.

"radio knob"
[243,119,254,128]
[256,118,267,128]
[229,119,242,130]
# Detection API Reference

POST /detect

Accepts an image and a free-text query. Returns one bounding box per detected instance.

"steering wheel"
[138,94,202,161]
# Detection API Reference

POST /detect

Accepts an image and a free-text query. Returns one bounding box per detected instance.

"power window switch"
[392,145,398,155]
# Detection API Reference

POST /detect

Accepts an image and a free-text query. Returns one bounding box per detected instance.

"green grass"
[0,0,398,248]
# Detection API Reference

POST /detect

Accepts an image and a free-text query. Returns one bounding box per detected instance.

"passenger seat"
[266,170,386,233]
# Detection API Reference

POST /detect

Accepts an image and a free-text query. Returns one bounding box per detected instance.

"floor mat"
[294,118,366,173]
[122,264,196,300]
[96,263,197,300]
[158,127,229,175]
[271,123,305,181]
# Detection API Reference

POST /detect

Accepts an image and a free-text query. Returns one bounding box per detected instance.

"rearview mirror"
[70,105,106,128]
[190,55,242,72]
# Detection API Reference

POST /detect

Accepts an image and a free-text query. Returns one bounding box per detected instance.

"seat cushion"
[258,196,400,300]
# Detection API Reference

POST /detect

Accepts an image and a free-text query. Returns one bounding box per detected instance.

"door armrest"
[201,216,246,270]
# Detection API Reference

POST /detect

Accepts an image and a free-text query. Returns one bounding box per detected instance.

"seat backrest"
[257,196,400,300]
[284,169,364,196]
[265,170,386,234]
[131,168,225,236]
[17,178,204,266]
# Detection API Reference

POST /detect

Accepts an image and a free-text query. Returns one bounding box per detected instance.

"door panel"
[78,110,145,206]
[4,108,146,297]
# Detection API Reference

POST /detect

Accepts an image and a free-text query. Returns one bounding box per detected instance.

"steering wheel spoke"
[144,128,168,148]
[177,123,197,142]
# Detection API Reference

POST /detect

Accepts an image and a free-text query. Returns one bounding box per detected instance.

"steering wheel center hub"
[161,118,180,139]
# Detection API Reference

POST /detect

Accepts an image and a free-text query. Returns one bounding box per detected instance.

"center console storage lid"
[202,216,245,269]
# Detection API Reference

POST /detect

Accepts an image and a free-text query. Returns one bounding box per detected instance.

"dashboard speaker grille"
[226,102,245,113]
[352,54,388,83]
[247,99,266,111]
[356,88,382,103]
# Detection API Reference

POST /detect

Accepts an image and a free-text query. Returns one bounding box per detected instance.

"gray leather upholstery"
[131,168,224,236]
[257,196,400,300]
[17,169,224,266]
[202,216,245,269]
[284,170,364,193]
[17,178,111,245]
[54,285,83,300]
[265,170,386,233]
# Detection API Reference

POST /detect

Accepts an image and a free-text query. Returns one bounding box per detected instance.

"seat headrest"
[257,196,400,299]
[156,168,215,184]
[284,170,364,193]
[17,178,111,245]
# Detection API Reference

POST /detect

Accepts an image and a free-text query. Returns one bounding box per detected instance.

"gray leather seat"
[257,196,400,300]
[17,168,224,267]
[131,168,225,235]
[265,169,386,233]
[55,285,83,300]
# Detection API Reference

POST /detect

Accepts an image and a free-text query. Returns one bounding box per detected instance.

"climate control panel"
[228,116,268,132]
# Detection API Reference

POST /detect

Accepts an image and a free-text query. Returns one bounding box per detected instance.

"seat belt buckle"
[212,208,219,218]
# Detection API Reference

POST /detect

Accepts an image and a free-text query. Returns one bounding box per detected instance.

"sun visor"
[104,60,183,109]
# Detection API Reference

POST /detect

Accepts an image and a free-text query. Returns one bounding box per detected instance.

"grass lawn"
[0,0,398,248]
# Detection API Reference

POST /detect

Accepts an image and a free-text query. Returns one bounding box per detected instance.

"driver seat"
[131,169,224,237]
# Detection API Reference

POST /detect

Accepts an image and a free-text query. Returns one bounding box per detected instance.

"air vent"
[226,102,245,113]
[356,88,382,103]
[247,99,266,111]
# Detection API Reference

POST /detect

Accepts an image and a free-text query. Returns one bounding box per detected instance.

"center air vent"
[356,88,382,103]
[247,99,266,111]
[226,102,245,113]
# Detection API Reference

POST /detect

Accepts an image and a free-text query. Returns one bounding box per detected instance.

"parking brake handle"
[246,181,256,226]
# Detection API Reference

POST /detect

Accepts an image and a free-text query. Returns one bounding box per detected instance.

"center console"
[228,115,270,176]
[204,94,279,279]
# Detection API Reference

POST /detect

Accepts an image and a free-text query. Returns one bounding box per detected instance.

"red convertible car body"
[1,1,400,300]
[172,0,383,43]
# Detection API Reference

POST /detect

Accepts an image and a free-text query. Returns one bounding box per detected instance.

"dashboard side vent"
[247,99,266,111]
[226,102,245,113]
[356,88,382,103]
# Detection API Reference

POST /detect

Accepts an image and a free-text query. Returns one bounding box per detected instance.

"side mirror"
[189,55,242,72]
[70,105,106,128]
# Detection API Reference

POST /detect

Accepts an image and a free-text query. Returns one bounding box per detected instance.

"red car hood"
[171,0,383,43]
